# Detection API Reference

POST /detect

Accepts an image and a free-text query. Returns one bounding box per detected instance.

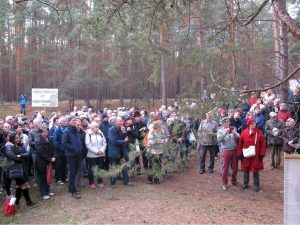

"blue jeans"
[55,153,67,182]
[109,158,129,185]
[67,154,81,193]
[31,153,37,183]
[36,172,50,196]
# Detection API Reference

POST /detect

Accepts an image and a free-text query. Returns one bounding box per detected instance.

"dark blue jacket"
[108,125,127,159]
[100,121,113,142]
[254,112,265,134]
[62,125,82,157]
[53,126,65,155]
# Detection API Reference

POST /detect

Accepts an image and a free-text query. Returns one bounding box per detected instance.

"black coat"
[35,135,54,173]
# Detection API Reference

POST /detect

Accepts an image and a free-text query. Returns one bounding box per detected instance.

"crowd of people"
[0,84,299,210]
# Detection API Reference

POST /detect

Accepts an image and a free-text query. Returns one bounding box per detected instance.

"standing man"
[265,112,285,170]
[100,113,113,170]
[217,117,240,190]
[197,111,218,174]
[62,116,83,199]
[28,118,42,186]
[19,94,27,115]
[53,116,67,184]
[108,117,132,186]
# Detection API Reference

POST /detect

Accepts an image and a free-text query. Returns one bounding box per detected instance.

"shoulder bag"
[243,132,257,158]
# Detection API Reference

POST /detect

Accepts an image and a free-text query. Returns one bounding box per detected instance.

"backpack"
[88,132,103,143]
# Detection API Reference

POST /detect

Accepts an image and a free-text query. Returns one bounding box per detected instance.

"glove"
[238,155,244,161]
[259,155,264,161]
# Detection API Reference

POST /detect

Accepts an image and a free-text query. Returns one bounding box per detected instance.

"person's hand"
[226,128,231,134]
[17,155,21,158]
[178,138,183,143]
[288,140,295,148]
[125,136,129,142]
[51,158,56,162]
[127,127,131,132]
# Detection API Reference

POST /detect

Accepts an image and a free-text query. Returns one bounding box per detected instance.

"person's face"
[7,118,14,126]
[3,124,11,132]
[94,117,101,123]
[0,121,4,130]
[286,120,294,127]
[69,118,77,127]
[115,118,123,129]
[92,125,99,133]
[271,116,277,122]
[206,112,213,120]
[81,119,88,126]
[249,122,256,129]
[134,116,141,122]
[75,120,82,131]
[54,119,59,126]
[125,119,132,127]
[15,134,21,145]
[61,119,67,127]
[16,125,22,134]
[102,117,108,122]
[223,120,230,128]
[41,129,48,138]
[255,108,260,114]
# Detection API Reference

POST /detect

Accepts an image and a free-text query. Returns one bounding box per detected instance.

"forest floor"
[0,154,283,224]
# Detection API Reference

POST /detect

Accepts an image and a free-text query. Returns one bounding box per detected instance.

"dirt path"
[1,154,283,224]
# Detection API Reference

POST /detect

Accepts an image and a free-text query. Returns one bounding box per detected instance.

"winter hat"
[67,115,76,123]
[220,117,230,124]
[246,117,256,127]
[269,112,277,118]
[133,111,141,117]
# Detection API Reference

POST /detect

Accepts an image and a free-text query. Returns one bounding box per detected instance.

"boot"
[22,189,35,206]
[15,188,22,206]
[253,172,260,192]
[242,171,249,190]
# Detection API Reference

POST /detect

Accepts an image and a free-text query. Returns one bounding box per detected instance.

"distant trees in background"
[0,0,299,105]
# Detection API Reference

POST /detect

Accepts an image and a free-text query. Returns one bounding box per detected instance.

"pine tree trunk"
[160,27,167,106]
[278,3,289,103]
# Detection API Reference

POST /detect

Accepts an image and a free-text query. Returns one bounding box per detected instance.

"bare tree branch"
[211,64,300,94]
[242,0,270,26]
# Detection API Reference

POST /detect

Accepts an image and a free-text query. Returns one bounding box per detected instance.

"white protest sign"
[32,88,58,107]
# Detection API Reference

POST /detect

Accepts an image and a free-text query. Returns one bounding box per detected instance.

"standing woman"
[237,117,266,192]
[35,126,56,200]
[85,121,107,189]
[5,132,35,206]
[147,120,166,184]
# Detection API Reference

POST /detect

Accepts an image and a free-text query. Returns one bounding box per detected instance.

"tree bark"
[278,7,289,103]
[160,27,167,106]
[273,0,300,40]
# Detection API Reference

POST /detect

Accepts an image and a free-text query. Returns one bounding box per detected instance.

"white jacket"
[85,129,107,158]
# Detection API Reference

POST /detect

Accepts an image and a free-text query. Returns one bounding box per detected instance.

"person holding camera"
[217,117,240,190]
[281,118,300,154]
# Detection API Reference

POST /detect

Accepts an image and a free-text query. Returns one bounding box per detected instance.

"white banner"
[284,155,300,225]
[32,88,58,107]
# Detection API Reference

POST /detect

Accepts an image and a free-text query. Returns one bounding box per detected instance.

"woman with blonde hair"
[147,120,166,184]
[85,121,107,189]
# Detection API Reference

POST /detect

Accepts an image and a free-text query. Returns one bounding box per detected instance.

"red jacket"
[277,110,291,122]
[237,128,266,172]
